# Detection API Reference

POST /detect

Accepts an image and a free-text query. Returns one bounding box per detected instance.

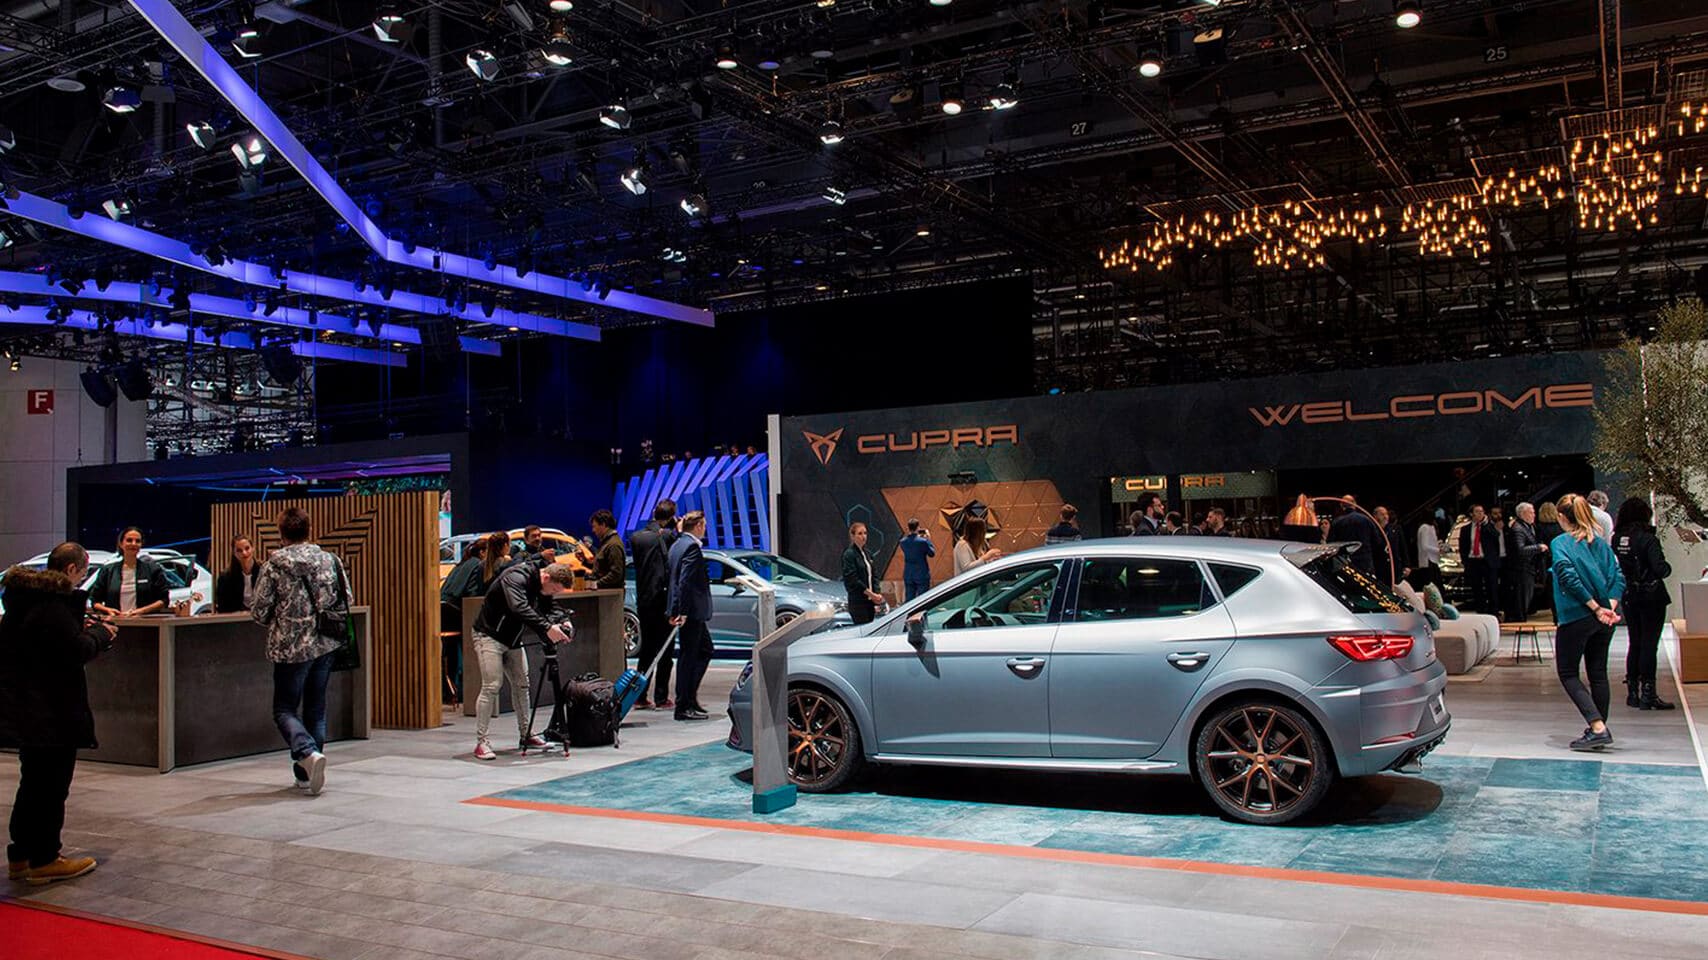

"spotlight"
[940,79,964,115]
[102,197,132,221]
[620,165,648,196]
[46,74,85,93]
[549,0,573,10]
[1393,0,1422,28]
[0,123,13,154]
[680,193,708,217]
[465,49,501,81]
[989,70,1020,111]
[915,223,931,237]
[818,119,844,145]
[231,135,267,169]
[0,228,11,251]
[542,26,573,67]
[714,42,738,70]
[372,7,409,43]
[823,185,848,205]
[8,355,17,372]
[599,103,631,130]
[929,0,952,6]
[187,120,218,149]
[1137,50,1164,78]
[232,24,263,59]
[102,84,141,113]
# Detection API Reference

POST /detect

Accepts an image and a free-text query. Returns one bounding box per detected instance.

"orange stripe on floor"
[465,795,1708,917]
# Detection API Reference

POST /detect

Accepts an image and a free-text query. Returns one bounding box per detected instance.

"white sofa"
[1432,613,1499,674]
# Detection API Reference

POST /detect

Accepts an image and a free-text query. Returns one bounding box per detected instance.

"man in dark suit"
[667,511,713,721]
[629,499,677,710]
[1131,492,1164,536]
[1374,506,1408,584]
[1506,502,1548,622]
[1457,504,1499,614]
[841,522,884,625]
[1326,496,1388,579]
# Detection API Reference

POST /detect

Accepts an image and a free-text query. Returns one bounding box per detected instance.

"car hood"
[776,579,848,606]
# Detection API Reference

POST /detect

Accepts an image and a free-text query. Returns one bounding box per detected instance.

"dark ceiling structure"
[3,0,1708,444]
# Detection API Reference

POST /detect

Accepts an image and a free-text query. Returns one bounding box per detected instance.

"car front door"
[703,556,750,645]
[870,560,1065,757]
[1049,556,1238,760]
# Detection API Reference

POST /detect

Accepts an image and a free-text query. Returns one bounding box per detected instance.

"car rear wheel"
[775,609,799,629]
[1194,700,1334,825]
[787,687,863,792]
[622,611,641,658]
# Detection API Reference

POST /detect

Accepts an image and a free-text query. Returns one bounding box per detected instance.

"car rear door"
[1049,556,1237,760]
[869,560,1066,757]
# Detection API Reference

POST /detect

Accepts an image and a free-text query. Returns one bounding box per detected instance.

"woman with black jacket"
[86,527,170,617]
[1612,497,1675,710]
[214,535,261,613]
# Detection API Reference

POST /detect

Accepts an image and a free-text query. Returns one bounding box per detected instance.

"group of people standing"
[631,499,715,722]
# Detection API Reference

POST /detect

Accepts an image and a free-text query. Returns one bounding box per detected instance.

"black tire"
[1194,700,1335,825]
[775,609,800,629]
[787,686,864,793]
[622,610,641,658]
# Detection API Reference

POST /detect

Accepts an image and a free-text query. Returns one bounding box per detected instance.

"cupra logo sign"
[803,428,844,465]
[1248,383,1594,428]
[804,424,1020,465]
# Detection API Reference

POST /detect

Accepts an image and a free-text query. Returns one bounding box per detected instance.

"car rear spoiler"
[1281,541,1360,567]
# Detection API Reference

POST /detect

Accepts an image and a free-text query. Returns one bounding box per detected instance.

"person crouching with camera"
[1,542,116,885]
[470,561,575,760]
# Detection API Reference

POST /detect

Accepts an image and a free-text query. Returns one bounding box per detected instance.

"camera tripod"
[520,639,571,757]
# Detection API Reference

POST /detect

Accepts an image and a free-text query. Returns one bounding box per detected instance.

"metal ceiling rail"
[1273,3,1412,189]
[126,0,715,329]
[2,188,601,341]
[0,270,424,345]
[0,304,406,366]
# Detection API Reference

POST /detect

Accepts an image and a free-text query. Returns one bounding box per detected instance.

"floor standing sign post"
[748,600,836,815]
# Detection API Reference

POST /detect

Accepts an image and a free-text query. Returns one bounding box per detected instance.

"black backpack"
[563,673,621,747]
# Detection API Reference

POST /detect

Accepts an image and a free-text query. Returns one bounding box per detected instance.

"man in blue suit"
[667,511,713,721]
[898,519,935,602]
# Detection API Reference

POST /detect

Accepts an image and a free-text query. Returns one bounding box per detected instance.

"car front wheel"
[787,687,863,792]
[622,610,641,658]
[1194,700,1334,825]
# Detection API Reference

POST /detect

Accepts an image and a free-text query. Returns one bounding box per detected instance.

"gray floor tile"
[972,892,1346,960]
[694,865,1020,927]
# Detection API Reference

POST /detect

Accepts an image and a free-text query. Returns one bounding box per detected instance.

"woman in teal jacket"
[1549,494,1626,751]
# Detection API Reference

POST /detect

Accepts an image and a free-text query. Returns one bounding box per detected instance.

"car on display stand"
[0,548,214,616]
[439,527,581,582]
[622,549,853,658]
[726,538,1450,825]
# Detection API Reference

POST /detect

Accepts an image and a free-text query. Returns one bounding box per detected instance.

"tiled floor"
[3,643,1707,960]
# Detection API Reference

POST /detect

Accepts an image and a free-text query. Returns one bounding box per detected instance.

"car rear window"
[1208,563,1262,599]
[1299,554,1407,614]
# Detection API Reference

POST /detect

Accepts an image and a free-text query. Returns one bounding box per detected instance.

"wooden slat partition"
[211,491,439,729]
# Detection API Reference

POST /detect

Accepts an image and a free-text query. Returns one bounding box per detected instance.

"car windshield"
[730,553,824,584]
[1300,553,1409,614]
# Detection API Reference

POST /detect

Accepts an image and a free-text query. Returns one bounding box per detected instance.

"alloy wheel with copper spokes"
[786,687,863,792]
[1194,701,1334,824]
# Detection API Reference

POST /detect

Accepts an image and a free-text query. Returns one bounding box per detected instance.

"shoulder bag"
[300,557,360,671]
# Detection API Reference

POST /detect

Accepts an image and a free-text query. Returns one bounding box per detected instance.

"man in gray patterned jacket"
[251,508,351,795]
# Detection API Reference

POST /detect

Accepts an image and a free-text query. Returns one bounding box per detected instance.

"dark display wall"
[778,350,1609,579]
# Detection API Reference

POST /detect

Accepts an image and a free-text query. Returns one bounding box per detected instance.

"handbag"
[300,557,360,671]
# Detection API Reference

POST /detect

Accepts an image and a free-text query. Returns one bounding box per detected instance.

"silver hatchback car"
[728,538,1450,825]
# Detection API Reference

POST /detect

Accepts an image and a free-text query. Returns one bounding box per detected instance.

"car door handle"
[1005,657,1046,677]
[1167,652,1212,671]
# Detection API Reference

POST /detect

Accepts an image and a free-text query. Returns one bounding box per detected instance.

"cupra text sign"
[1248,383,1594,428]
[804,424,1019,465]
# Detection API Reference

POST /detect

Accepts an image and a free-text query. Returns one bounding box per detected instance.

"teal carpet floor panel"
[489,745,1708,903]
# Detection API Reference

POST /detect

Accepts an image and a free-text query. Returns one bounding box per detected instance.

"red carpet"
[1,900,310,960]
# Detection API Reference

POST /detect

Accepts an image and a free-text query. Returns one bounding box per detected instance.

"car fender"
[787,661,875,758]
[1159,667,1348,775]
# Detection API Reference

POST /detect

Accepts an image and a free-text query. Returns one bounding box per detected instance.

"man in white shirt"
[1587,490,1615,544]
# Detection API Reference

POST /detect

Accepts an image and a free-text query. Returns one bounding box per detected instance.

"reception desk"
[460,589,624,718]
[81,610,372,773]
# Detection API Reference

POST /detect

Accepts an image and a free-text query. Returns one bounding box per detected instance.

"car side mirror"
[906,616,928,647]
[729,581,745,595]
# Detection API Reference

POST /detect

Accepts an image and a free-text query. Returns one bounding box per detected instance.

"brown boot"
[26,856,97,885]
[7,859,27,881]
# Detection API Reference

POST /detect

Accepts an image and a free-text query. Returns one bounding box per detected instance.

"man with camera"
[1,542,116,885]
[470,559,576,759]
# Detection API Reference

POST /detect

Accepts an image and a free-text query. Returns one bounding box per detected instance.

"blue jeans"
[274,651,335,763]
[905,580,930,602]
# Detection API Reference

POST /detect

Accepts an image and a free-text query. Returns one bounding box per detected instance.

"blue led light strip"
[126,0,715,329]
[3,189,600,341]
[1,304,405,366]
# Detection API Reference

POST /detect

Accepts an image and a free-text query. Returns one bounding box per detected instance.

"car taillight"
[1328,633,1414,661]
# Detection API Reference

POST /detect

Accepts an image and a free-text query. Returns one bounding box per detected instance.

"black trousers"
[1503,562,1533,623]
[674,619,713,713]
[635,603,675,702]
[848,597,876,625]
[1465,558,1498,613]
[1556,615,1615,725]
[1624,595,1669,686]
[7,745,77,868]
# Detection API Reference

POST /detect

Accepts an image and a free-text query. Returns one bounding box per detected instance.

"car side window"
[706,559,730,583]
[1074,558,1210,622]
[918,562,1061,631]
[1208,563,1262,599]
[440,542,458,563]
[159,563,189,589]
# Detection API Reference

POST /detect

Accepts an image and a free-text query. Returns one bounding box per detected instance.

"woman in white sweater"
[953,516,1002,575]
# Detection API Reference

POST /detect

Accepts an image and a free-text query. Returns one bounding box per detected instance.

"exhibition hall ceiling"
[2,0,1708,390]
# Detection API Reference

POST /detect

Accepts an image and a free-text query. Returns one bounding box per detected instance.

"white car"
[0,548,213,616]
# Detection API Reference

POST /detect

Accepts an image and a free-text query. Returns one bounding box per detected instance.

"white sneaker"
[473,740,497,761]
[303,751,327,796]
